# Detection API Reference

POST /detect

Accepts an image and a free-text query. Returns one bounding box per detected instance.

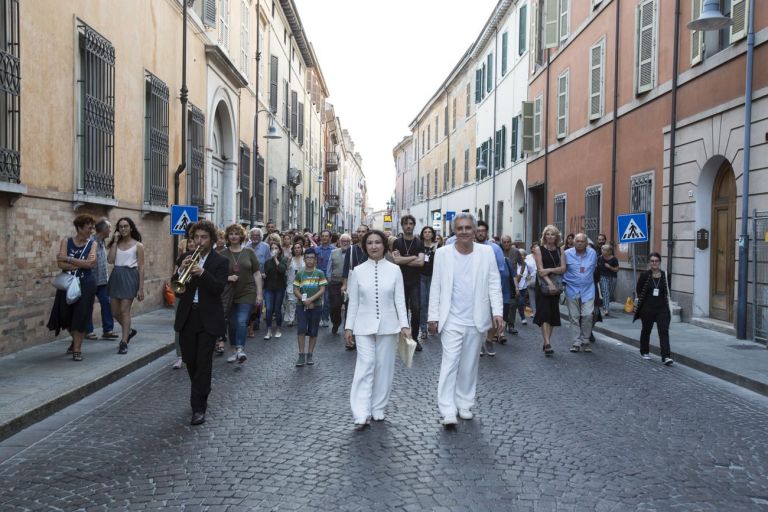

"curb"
[592,324,768,398]
[0,341,174,443]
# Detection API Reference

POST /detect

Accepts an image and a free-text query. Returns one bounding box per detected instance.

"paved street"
[1,321,768,512]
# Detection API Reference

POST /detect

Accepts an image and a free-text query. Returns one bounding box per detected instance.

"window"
[290,90,298,138]
[630,173,653,265]
[420,176,425,197]
[433,169,437,196]
[635,0,657,95]
[554,194,566,236]
[0,0,20,185]
[466,83,471,115]
[255,154,265,223]
[283,80,288,125]
[518,4,527,56]
[269,55,278,113]
[464,148,469,183]
[544,0,569,47]
[435,115,439,143]
[589,38,605,120]
[511,115,519,162]
[268,177,277,222]
[559,0,570,43]
[144,72,169,206]
[584,186,601,243]
[201,0,217,28]
[239,0,249,77]
[496,201,504,238]
[451,157,456,189]
[731,0,749,42]
[258,22,265,94]
[297,101,304,145]
[475,69,482,103]
[690,0,703,65]
[444,105,449,136]
[501,32,508,75]
[443,162,449,191]
[531,0,544,67]
[78,22,115,197]
[533,95,542,151]
[486,53,494,92]
[218,0,230,50]
[427,125,431,150]
[494,126,506,171]
[522,101,534,152]
[188,104,205,206]
[556,69,569,139]
[239,142,251,220]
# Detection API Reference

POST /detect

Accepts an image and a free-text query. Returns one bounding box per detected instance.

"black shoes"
[128,328,138,341]
[415,341,423,352]
[190,412,205,425]
[117,341,128,354]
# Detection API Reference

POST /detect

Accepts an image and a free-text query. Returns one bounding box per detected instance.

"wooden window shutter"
[475,69,482,103]
[203,0,217,28]
[297,102,304,145]
[533,97,542,151]
[511,115,520,160]
[530,1,539,72]
[476,147,481,180]
[690,0,703,66]
[290,90,298,138]
[501,32,508,75]
[519,4,527,56]
[557,71,568,139]
[730,0,748,42]
[500,126,506,169]
[486,53,494,93]
[544,0,559,48]
[635,0,656,95]
[559,0,569,43]
[494,130,501,171]
[589,39,605,120]
[269,55,278,113]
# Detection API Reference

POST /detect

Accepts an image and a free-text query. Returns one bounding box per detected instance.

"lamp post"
[251,110,280,227]
[688,0,755,339]
[172,0,192,263]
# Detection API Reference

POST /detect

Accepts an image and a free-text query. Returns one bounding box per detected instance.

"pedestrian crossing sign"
[170,205,198,236]
[617,213,648,244]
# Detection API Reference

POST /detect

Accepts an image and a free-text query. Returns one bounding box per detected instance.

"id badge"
[424,255,430,263]
[233,264,240,273]
[580,266,585,273]
[653,288,659,297]
[301,293,308,301]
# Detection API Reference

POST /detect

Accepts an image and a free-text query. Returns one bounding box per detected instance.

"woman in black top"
[532,225,566,356]
[597,245,619,316]
[419,226,437,340]
[633,252,673,365]
[263,241,288,339]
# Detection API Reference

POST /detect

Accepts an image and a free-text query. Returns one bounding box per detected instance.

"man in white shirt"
[428,213,504,428]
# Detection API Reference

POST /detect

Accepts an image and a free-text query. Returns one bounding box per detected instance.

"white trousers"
[349,334,398,423]
[437,322,485,418]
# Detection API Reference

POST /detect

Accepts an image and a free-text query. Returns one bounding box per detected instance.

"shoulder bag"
[53,240,92,304]
[537,248,564,296]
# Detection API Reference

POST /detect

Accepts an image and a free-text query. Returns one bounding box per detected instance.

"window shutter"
[690,0,703,66]
[475,69,482,103]
[476,147,481,180]
[511,115,519,160]
[501,32,508,75]
[444,105,448,136]
[290,90,298,138]
[486,53,494,92]
[530,1,538,72]
[519,4,527,56]
[730,0,748,42]
[636,0,656,95]
[203,0,217,28]
[500,125,506,169]
[269,55,278,113]
[559,0,569,42]
[557,71,568,139]
[589,40,605,120]
[533,97,542,151]
[544,0,559,48]
[494,131,501,171]
[297,102,304,145]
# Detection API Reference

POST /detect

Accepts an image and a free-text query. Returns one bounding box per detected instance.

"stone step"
[689,316,736,336]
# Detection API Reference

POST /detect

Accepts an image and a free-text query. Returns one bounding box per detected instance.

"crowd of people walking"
[49,211,674,428]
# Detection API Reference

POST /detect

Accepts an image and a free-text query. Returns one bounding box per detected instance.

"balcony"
[325,152,338,172]
[325,194,340,212]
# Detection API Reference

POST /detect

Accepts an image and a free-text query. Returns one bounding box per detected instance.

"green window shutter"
[482,63,487,98]
[690,0,703,65]
[544,0,559,48]
[519,4,527,56]
[486,53,493,93]
[494,131,501,171]
[636,0,657,95]
[501,33,508,75]
[475,69,482,103]
[500,126,506,169]
[511,115,519,161]
[731,0,748,42]
[476,147,481,180]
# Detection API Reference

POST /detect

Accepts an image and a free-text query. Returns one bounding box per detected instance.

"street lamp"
[251,109,281,227]
[688,0,755,339]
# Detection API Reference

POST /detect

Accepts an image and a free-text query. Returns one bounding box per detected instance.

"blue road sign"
[170,205,198,236]
[445,211,456,222]
[617,213,648,244]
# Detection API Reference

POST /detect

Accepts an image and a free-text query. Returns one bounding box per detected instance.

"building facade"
[0,0,365,354]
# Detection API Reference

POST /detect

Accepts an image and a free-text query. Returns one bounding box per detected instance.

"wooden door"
[710,163,736,322]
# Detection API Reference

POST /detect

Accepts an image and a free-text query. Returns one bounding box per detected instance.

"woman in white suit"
[345,230,411,431]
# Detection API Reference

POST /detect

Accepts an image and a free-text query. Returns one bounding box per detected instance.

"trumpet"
[172,246,202,294]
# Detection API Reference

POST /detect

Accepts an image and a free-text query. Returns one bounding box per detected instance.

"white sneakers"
[641,353,652,360]
[227,352,239,363]
[227,349,247,363]
[441,416,458,426]
[264,329,272,340]
[458,409,474,420]
[274,329,282,338]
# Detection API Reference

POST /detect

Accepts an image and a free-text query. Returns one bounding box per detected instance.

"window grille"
[554,194,566,236]
[144,72,169,206]
[78,22,115,197]
[189,104,206,207]
[0,0,20,184]
[584,186,601,244]
[239,142,250,220]
[630,174,653,265]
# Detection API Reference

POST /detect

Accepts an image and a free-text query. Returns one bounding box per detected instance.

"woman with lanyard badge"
[418,226,437,341]
[633,252,673,365]
[284,241,305,327]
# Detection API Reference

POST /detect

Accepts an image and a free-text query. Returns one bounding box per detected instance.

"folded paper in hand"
[397,335,417,368]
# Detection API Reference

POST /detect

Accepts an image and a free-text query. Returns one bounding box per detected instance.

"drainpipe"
[736,0,756,339]
[173,0,189,263]
[252,0,261,228]
[543,49,550,227]
[666,0,680,289]
[491,28,499,238]
[610,0,620,245]
[445,89,451,235]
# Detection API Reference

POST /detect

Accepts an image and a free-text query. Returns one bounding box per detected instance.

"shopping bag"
[397,335,417,369]
[65,276,82,304]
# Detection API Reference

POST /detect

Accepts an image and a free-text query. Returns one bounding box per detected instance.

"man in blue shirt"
[562,233,598,352]
[475,221,509,356]
[314,230,335,327]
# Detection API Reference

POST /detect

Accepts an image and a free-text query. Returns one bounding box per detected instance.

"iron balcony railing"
[325,151,338,171]
[325,194,340,211]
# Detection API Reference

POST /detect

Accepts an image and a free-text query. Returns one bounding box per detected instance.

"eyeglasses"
[649,259,661,263]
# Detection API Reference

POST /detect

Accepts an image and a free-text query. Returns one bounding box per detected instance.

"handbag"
[65,277,82,304]
[397,334,417,369]
[52,239,92,302]
[537,247,564,296]
[52,272,75,291]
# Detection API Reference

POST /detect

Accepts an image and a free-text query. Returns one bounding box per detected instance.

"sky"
[294,0,498,211]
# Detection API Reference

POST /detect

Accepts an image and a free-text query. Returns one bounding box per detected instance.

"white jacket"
[428,242,503,333]
[345,258,410,335]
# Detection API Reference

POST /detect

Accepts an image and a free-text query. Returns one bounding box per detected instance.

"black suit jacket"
[174,249,228,336]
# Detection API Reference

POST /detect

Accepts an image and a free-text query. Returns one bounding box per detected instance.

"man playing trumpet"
[174,220,228,426]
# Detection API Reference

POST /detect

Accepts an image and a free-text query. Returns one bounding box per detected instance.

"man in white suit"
[428,213,504,428]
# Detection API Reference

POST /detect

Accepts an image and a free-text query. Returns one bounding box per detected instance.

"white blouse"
[345,258,409,335]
